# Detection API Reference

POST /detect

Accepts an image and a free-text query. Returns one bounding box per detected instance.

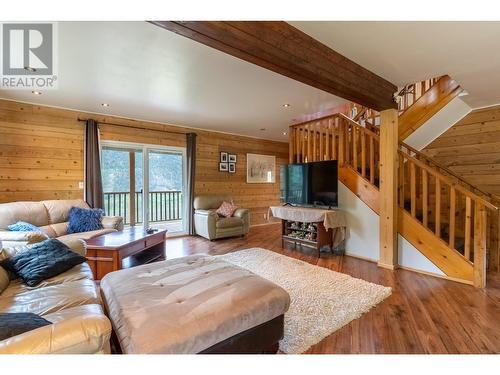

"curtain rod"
[77,118,190,136]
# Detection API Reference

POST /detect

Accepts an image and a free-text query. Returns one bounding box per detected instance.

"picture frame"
[219,162,228,172]
[228,163,236,173]
[220,152,228,163]
[246,153,276,183]
[228,154,237,163]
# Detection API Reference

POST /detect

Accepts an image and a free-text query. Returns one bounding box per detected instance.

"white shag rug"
[218,248,392,354]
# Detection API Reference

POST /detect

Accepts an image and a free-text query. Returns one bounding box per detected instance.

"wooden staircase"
[288,83,499,286]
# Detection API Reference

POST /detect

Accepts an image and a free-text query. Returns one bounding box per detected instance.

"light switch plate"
[78,181,84,189]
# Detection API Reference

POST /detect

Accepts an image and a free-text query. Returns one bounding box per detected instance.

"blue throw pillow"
[8,221,41,232]
[0,238,87,287]
[67,207,104,234]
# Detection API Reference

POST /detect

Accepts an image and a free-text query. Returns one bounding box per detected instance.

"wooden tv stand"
[281,219,333,258]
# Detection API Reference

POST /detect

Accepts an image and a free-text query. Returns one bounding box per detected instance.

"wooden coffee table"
[85,227,167,280]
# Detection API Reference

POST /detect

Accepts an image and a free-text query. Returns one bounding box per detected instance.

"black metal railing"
[103,190,183,225]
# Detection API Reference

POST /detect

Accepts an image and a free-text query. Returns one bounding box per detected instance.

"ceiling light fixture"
[283,132,288,136]
[31,90,42,95]
[282,103,291,108]
[101,103,110,107]
[24,66,36,72]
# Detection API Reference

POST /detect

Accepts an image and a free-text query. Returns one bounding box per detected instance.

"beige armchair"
[194,195,249,240]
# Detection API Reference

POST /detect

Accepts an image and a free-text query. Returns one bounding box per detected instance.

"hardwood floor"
[162,223,500,354]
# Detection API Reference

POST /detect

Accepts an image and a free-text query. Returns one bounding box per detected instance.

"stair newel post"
[378,108,399,270]
[473,202,487,288]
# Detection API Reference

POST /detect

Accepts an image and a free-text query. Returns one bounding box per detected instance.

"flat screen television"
[280,160,338,208]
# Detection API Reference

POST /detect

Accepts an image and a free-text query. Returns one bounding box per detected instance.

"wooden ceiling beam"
[150,21,398,111]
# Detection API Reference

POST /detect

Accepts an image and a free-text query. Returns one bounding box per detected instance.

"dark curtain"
[186,133,197,235]
[84,119,104,209]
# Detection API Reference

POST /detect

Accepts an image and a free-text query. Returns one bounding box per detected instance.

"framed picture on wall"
[228,154,237,163]
[229,163,236,173]
[220,152,228,163]
[246,153,275,183]
[219,162,228,172]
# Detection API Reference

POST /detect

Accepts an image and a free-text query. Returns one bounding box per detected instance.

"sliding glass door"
[101,141,186,234]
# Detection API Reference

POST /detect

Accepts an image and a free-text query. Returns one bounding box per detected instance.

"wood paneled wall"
[0,99,288,226]
[423,104,500,197]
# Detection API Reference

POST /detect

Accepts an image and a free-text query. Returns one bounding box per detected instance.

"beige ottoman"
[100,254,290,354]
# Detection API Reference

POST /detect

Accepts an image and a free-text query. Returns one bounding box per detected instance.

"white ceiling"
[3,22,500,141]
[291,21,500,109]
[0,21,345,141]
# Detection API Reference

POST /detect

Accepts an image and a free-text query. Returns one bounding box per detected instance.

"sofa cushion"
[0,312,52,341]
[0,304,111,354]
[0,201,49,230]
[8,221,42,232]
[42,199,89,225]
[1,239,87,287]
[67,207,104,234]
[0,263,94,299]
[58,228,116,242]
[216,217,244,229]
[0,278,100,316]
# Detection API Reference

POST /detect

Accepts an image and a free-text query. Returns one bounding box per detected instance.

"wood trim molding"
[150,21,398,111]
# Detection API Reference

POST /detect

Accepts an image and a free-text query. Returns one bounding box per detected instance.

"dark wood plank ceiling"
[150,21,398,111]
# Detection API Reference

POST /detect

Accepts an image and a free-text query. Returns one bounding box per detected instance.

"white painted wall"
[338,182,379,261]
[398,235,445,275]
[339,181,445,276]
[404,97,471,150]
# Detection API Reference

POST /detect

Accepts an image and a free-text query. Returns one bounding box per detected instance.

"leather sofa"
[193,195,249,240]
[0,199,123,248]
[0,238,112,354]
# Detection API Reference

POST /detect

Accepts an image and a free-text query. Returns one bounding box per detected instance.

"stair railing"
[289,113,380,187]
[397,76,441,113]
[399,150,497,285]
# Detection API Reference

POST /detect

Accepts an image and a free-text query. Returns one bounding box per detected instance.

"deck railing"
[103,190,183,225]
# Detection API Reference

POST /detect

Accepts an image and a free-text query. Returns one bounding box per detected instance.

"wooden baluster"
[422,169,428,227]
[313,122,318,161]
[295,127,302,163]
[435,178,441,237]
[449,187,456,250]
[353,126,358,171]
[301,126,306,163]
[369,136,375,184]
[289,127,294,163]
[332,118,338,161]
[325,120,330,161]
[319,121,324,161]
[464,197,472,260]
[307,123,312,163]
[410,161,416,217]
[398,154,405,208]
[474,202,487,288]
[361,131,366,178]
[338,118,345,165]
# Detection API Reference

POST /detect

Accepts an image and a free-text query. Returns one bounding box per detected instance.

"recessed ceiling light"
[260,128,266,131]
[31,90,42,95]
[283,132,288,136]
[282,103,291,108]
[101,103,110,107]
[24,66,36,72]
